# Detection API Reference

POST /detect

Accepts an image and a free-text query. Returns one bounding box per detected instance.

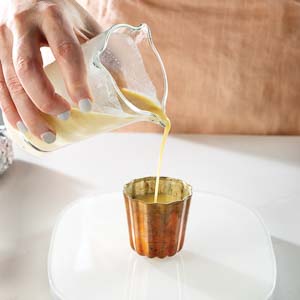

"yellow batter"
[134,193,175,204]
[20,108,134,152]
[10,88,171,200]
[18,88,169,153]
[123,89,171,203]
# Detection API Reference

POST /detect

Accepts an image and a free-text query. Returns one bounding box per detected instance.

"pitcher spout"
[93,23,168,122]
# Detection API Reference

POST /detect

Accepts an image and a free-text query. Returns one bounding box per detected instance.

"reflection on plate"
[48,192,276,300]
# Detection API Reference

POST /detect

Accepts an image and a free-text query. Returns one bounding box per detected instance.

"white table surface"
[0,133,300,300]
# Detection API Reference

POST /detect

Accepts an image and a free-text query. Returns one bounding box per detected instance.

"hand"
[0,0,101,143]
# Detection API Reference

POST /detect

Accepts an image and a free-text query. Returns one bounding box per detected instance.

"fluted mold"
[124,177,192,258]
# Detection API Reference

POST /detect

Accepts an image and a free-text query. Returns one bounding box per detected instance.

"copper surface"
[123,177,192,258]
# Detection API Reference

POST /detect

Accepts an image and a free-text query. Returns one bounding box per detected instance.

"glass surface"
[4,24,168,153]
[48,192,276,300]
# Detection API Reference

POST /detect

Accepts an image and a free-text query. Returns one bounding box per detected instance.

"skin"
[2,1,300,136]
[0,0,101,142]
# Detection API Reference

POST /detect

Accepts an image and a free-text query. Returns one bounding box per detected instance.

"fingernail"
[16,121,28,134]
[57,110,71,121]
[41,132,56,144]
[79,98,92,113]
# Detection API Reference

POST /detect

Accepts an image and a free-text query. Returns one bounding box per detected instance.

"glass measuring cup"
[4,23,168,153]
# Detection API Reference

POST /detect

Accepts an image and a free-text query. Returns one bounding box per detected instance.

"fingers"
[12,20,71,118]
[0,28,56,143]
[70,0,102,41]
[0,62,25,132]
[40,4,93,112]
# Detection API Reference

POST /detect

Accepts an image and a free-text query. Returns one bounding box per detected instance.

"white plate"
[48,192,277,300]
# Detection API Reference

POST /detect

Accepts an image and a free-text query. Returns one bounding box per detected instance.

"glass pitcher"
[4,23,168,153]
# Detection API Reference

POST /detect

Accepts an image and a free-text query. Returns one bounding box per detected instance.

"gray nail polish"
[41,132,56,144]
[79,99,92,113]
[16,121,28,134]
[57,110,71,121]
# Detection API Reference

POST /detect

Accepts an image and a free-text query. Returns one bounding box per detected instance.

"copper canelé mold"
[123,176,192,258]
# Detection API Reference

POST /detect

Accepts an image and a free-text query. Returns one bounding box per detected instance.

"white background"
[0,133,300,299]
